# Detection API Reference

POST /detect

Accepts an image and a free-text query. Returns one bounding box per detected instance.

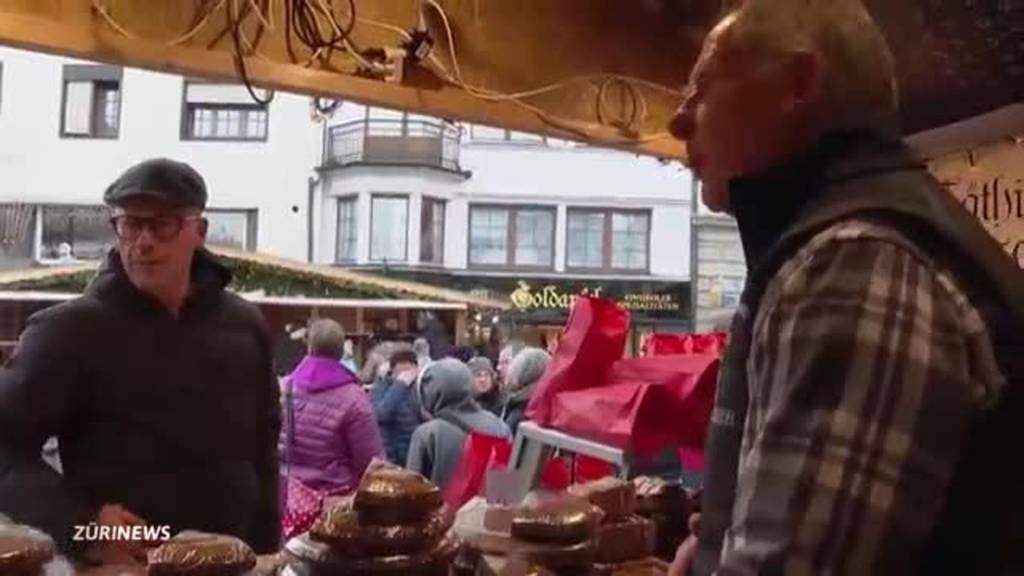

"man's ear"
[786,50,824,110]
[196,217,209,241]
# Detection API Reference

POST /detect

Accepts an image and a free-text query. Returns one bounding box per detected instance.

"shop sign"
[509,280,682,314]
[930,143,1024,269]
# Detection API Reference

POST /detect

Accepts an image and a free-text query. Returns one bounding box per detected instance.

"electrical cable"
[228,0,275,106]
[92,0,227,46]
[92,0,678,145]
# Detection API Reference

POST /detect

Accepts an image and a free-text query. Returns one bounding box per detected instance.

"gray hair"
[307,318,345,360]
[413,337,430,356]
[506,348,551,393]
[500,339,526,360]
[722,0,899,133]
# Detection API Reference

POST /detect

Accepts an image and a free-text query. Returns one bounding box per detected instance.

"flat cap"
[104,158,207,209]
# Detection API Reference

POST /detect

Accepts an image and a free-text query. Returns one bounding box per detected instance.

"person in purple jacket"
[280,318,384,495]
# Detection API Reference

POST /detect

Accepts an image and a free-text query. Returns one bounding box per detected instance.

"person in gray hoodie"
[406,359,510,490]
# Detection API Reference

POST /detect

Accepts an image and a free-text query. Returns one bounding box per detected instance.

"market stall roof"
[0,290,469,311]
[0,1,1019,159]
[0,246,510,310]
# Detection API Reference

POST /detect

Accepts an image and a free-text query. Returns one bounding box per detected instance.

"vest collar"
[729,130,921,271]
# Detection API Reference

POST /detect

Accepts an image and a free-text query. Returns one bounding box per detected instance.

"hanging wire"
[229,0,275,106]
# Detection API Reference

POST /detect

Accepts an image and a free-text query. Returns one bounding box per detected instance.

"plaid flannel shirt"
[716,219,1007,575]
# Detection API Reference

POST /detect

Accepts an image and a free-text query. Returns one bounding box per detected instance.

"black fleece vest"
[694,133,1024,575]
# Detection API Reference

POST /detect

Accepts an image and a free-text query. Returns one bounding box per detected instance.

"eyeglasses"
[109,215,203,242]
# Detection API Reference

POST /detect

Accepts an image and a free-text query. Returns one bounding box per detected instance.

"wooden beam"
[0,2,691,159]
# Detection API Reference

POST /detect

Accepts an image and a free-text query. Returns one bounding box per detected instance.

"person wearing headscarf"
[466,356,503,416]
[500,348,551,435]
[406,359,510,490]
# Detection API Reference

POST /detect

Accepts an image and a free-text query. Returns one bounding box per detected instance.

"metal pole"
[689,175,700,332]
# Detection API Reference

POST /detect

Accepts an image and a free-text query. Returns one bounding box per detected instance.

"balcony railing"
[325,119,463,172]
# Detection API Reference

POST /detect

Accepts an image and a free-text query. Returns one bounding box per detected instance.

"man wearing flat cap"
[0,159,281,565]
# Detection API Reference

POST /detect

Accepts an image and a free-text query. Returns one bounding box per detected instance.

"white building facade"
[0,46,320,267]
[0,47,696,338]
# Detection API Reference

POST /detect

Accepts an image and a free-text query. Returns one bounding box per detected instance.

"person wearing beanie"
[407,359,510,490]
[466,356,503,416]
[501,348,551,435]
[0,158,281,561]
[368,349,422,466]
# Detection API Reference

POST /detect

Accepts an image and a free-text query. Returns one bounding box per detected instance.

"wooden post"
[454,310,468,346]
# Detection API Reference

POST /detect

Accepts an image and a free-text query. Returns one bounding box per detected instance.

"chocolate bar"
[147,531,256,576]
[510,498,603,544]
[632,478,686,517]
[284,530,460,576]
[509,538,596,571]
[594,516,655,565]
[0,524,55,575]
[354,468,443,526]
[310,495,454,557]
[569,477,636,522]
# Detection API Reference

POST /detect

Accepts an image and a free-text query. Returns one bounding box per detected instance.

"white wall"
[0,47,321,261]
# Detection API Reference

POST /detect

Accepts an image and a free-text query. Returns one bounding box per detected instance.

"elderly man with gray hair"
[667,1,1024,575]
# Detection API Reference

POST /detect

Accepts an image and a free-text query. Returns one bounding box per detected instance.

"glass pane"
[470,125,507,141]
[509,131,545,143]
[336,199,358,262]
[92,82,120,137]
[567,212,604,269]
[420,199,444,264]
[193,108,213,137]
[469,208,508,265]
[371,197,408,261]
[611,213,649,270]
[63,81,93,135]
[41,205,114,261]
[514,209,554,267]
[245,109,267,139]
[206,211,249,250]
[366,107,405,136]
[0,203,36,269]
[226,109,242,137]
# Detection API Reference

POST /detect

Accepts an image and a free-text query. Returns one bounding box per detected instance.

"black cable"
[290,0,356,52]
[228,0,275,106]
[314,97,342,115]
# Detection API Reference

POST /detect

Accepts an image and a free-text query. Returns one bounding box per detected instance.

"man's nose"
[133,226,159,249]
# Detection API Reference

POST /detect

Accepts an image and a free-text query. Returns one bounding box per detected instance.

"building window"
[370,195,408,262]
[61,65,122,139]
[420,198,445,265]
[336,197,358,263]
[182,81,269,141]
[365,107,442,135]
[469,206,555,269]
[40,205,114,261]
[469,124,545,144]
[0,203,36,269]
[206,209,257,251]
[567,209,650,272]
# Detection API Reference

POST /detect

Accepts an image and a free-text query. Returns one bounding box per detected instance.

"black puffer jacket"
[0,249,281,554]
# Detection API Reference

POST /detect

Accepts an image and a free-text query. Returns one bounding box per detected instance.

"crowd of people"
[279,316,553,498]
